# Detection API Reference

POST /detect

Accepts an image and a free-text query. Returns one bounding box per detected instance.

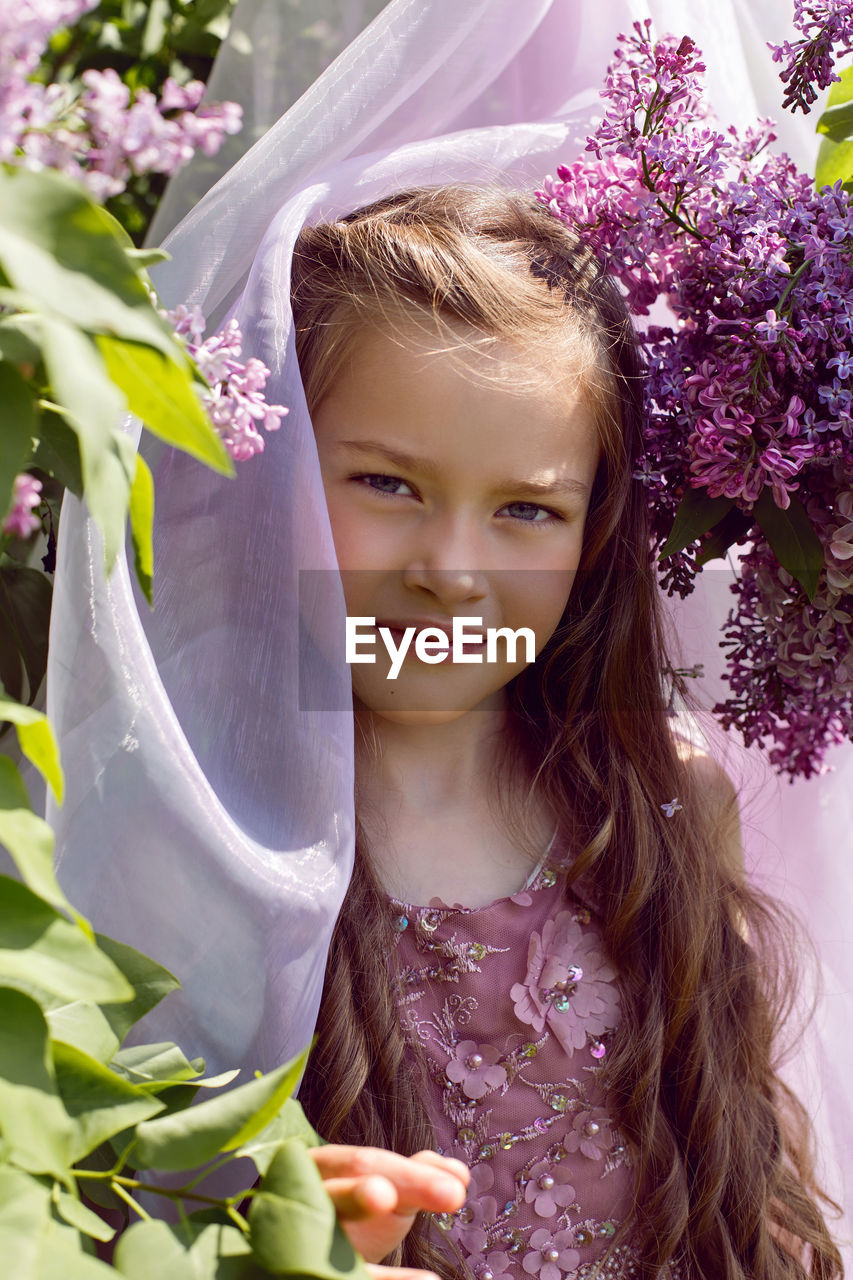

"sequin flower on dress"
[510,912,620,1055]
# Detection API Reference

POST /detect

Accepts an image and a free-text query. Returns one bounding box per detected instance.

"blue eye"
[500,501,561,524]
[356,473,415,497]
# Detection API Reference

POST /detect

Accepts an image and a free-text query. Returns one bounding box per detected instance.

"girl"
[47,2,851,1277]
[288,186,843,1279]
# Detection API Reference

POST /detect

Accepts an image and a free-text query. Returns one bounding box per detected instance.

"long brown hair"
[291,186,843,1280]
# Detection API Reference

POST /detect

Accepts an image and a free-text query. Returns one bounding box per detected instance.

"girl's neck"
[355,702,554,908]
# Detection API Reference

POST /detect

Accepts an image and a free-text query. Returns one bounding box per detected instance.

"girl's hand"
[308,1144,469,1275]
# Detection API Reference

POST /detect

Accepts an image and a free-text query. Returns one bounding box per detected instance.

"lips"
[376,619,487,645]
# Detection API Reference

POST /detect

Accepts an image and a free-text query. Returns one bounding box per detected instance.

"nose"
[401,513,489,605]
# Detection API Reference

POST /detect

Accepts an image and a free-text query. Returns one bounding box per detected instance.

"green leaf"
[95,932,180,1042]
[32,410,84,497]
[816,99,853,143]
[26,1227,116,1278]
[38,317,133,571]
[0,1167,53,1277]
[141,0,171,57]
[0,315,43,367]
[0,875,134,1005]
[52,1040,165,1162]
[114,1218,259,1280]
[132,1048,307,1171]
[248,1140,372,1279]
[129,453,154,606]
[0,693,64,802]
[816,65,853,141]
[235,1098,322,1177]
[0,988,74,1182]
[124,247,170,268]
[695,506,753,568]
[0,364,37,512]
[45,1001,120,1065]
[111,1041,238,1093]
[96,335,232,476]
[0,562,52,704]
[815,134,853,191]
[0,754,80,923]
[0,168,177,357]
[659,490,734,558]
[52,1186,116,1243]
[753,488,824,601]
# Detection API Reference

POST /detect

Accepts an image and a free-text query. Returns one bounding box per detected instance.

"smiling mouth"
[379,623,487,647]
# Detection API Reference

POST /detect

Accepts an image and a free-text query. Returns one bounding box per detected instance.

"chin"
[352,679,509,726]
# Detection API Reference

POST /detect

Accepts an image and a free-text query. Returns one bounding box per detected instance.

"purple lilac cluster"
[0,0,242,198]
[167,305,288,461]
[537,21,853,778]
[769,0,853,113]
[2,474,42,539]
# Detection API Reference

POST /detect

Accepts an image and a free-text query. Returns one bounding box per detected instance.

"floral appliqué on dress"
[389,861,637,1280]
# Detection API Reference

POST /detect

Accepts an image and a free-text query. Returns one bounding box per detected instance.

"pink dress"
[389,853,667,1280]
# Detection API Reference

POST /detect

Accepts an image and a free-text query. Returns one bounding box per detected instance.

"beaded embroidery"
[389,864,636,1280]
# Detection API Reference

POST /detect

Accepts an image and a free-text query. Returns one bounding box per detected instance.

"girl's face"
[313,324,600,725]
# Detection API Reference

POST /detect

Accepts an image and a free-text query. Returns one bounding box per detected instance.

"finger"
[309,1147,469,1212]
[409,1149,470,1184]
[322,1174,402,1221]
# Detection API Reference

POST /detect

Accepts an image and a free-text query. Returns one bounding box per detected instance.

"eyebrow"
[334,439,591,499]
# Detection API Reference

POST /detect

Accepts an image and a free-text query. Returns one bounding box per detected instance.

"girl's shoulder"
[673,736,744,881]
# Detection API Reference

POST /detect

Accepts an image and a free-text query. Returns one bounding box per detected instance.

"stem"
[777,256,812,315]
[654,195,705,241]
[639,150,705,240]
[226,1204,250,1234]
[76,1170,239,1210]
[642,85,662,137]
[111,1181,152,1222]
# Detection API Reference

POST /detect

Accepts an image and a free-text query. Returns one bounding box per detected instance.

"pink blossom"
[163,308,288,462]
[522,1229,581,1280]
[445,1039,507,1100]
[3,473,42,538]
[510,912,620,1055]
[0,7,242,198]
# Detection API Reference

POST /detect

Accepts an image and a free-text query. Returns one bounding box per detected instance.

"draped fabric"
[47,0,850,1259]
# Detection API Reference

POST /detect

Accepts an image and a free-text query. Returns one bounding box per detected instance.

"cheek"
[323,490,385,573]
[505,568,576,655]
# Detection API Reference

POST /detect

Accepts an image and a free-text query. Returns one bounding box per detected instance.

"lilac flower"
[538,20,853,777]
[0,3,242,197]
[768,0,853,113]
[3,473,42,538]
[165,306,288,462]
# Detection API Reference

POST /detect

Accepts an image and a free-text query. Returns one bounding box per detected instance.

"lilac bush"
[0,0,242,198]
[538,20,853,778]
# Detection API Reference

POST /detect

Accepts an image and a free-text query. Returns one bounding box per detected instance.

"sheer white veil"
[47,0,851,1257]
